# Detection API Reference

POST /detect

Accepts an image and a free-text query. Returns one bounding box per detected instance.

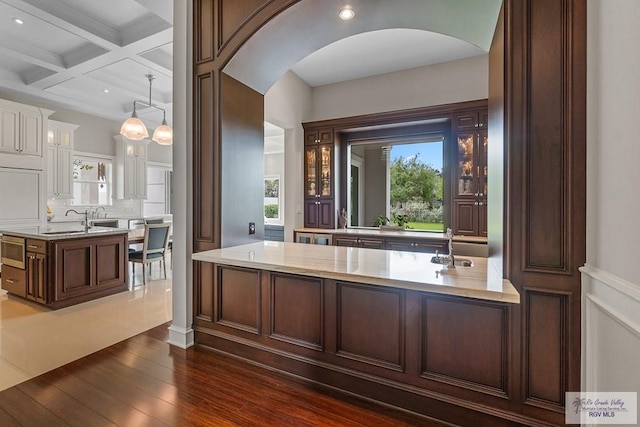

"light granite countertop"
[0,224,129,240]
[193,241,519,304]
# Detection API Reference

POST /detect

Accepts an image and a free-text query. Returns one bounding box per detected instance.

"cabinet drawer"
[26,239,47,254]
[1,264,26,297]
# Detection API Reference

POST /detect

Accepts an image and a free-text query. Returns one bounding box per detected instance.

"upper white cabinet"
[47,120,78,199]
[0,99,53,169]
[0,167,43,227]
[114,135,148,199]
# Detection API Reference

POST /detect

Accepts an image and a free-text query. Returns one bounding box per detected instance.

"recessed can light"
[338,6,355,20]
[103,89,110,93]
[13,18,24,25]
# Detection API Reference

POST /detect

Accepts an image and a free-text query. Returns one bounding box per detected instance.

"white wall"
[308,55,489,121]
[583,0,640,404]
[264,71,313,241]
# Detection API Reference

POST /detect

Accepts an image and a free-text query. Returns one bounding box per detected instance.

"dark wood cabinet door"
[334,236,359,247]
[26,252,46,304]
[318,199,335,228]
[304,128,334,145]
[305,130,319,145]
[385,239,414,252]
[453,199,478,236]
[304,199,319,228]
[359,238,385,249]
[453,112,479,131]
[414,240,448,254]
[304,198,334,229]
[478,199,487,237]
[1,264,26,297]
[386,238,447,254]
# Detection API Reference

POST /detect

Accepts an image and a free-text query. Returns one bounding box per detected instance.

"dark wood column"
[502,0,586,424]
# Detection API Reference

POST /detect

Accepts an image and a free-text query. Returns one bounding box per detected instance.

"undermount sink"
[430,255,473,268]
[41,230,86,235]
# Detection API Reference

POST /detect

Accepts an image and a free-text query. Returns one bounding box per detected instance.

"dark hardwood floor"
[0,324,448,426]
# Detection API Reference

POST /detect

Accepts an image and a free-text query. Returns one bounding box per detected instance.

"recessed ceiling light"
[13,18,24,25]
[103,89,110,93]
[338,6,355,21]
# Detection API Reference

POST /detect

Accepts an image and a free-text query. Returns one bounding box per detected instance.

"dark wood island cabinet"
[1,227,128,309]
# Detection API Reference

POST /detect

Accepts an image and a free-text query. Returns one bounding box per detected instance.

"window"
[264,175,281,223]
[144,166,173,216]
[70,155,112,206]
[348,135,444,231]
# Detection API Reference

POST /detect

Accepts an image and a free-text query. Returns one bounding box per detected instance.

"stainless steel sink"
[430,256,473,267]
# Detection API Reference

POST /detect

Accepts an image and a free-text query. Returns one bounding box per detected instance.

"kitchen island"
[192,241,523,425]
[1,224,129,309]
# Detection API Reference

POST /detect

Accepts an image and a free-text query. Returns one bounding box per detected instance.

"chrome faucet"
[445,227,455,268]
[65,209,89,231]
[95,206,106,219]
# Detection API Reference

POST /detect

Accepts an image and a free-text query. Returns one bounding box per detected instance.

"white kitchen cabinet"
[0,99,53,169]
[114,135,148,199]
[47,120,78,199]
[0,167,43,226]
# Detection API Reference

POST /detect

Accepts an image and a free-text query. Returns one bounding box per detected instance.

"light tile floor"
[0,261,172,391]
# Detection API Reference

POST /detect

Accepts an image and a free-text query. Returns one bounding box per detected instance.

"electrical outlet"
[249,222,255,235]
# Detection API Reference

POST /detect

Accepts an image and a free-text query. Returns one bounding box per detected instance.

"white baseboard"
[167,324,195,349]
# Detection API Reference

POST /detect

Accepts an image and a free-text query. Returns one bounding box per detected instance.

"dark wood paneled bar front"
[194,242,522,425]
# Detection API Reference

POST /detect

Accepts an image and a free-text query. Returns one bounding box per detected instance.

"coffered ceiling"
[0,0,173,128]
[0,0,501,130]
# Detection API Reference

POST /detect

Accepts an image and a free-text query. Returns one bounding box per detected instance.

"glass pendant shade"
[152,117,173,145]
[120,104,148,140]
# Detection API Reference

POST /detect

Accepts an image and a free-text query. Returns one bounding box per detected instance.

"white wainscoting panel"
[580,264,640,413]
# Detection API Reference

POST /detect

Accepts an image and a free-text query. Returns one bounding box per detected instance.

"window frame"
[144,162,173,216]
[264,174,281,224]
[69,151,114,207]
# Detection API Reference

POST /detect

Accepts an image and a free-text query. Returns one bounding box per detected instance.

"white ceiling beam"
[0,34,65,71]
[4,0,121,49]
[26,27,173,90]
[133,0,173,24]
[121,15,172,46]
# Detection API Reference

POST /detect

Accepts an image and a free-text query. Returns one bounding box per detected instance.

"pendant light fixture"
[120,74,173,145]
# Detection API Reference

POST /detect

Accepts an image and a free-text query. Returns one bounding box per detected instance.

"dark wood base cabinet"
[1,234,128,309]
[194,263,540,426]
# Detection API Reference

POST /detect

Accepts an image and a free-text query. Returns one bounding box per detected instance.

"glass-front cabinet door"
[455,133,475,197]
[320,145,331,197]
[480,131,488,196]
[305,144,333,198]
[305,146,318,196]
[455,132,488,198]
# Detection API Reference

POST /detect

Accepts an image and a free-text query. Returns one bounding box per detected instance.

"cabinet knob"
[474,123,478,128]
[479,202,483,206]
[479,192,484,197]
[479,123,484,127]
[474,202,479,206]
[474,192,479,197]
